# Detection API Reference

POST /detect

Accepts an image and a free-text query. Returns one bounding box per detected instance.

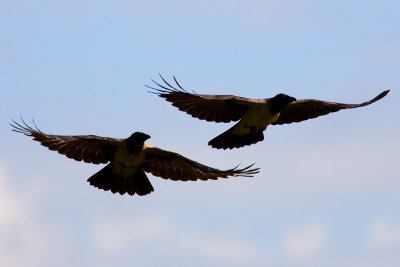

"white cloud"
[187,233,263,263]
[367,218,400,250]
[0,163,57,267]
[0,167,25,226]
[281,222,329,261]
[91,215,171,252]
[91,214,264,263]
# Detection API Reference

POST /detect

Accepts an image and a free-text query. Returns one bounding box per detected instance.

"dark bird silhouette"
[147,76,390,149]
[11,119,259,196]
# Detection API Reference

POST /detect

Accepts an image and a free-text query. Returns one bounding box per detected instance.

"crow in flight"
[148,76,389,149]
[11,119,259,196]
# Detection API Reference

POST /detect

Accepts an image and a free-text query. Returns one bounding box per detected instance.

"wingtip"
[10,117,42,136]
[232,163,261,177]
[373,89,390,102]
[147,75,190,95]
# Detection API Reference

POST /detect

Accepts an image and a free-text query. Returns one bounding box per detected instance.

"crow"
[148,75,389,149]
[11,119,259,196]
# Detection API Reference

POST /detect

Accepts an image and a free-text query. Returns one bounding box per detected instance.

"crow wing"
[11,119,122,164]
[142,146,259,181]
[272,90,389,125]
[147,75,263,123]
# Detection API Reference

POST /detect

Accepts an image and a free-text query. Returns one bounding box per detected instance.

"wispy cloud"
[0,163,58,267]
[91,214,171,252]
[90,213,264,264]
[186,232,263,263]
[281,221,329,261]
[367,218,400,250]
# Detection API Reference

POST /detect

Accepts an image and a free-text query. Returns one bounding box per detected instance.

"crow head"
[270,94,296,113]
[126,132,151,152]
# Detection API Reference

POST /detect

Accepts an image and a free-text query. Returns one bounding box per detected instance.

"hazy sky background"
[1,0,399,266]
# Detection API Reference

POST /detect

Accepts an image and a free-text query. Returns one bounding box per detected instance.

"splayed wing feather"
[10,119,121,164]
[143,147,259,181]
[147,75,261,123]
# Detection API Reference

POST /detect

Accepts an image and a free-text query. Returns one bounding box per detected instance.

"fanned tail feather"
[208,126,264,149]
[87,163,154,196]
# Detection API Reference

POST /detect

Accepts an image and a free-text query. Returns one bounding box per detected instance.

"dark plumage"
[11,119,259,196]
[148,75,390,149]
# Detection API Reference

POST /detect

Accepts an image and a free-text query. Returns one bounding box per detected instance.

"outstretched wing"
[11,119,122,164]
[147,75,262,123]
[142,146,259,181]
[273,90,390,125]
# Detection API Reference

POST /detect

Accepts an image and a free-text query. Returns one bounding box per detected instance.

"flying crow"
[148,76,389,149]
[11,119,259,196]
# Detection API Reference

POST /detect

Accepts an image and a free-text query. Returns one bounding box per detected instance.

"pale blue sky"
[1,0,399,266]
